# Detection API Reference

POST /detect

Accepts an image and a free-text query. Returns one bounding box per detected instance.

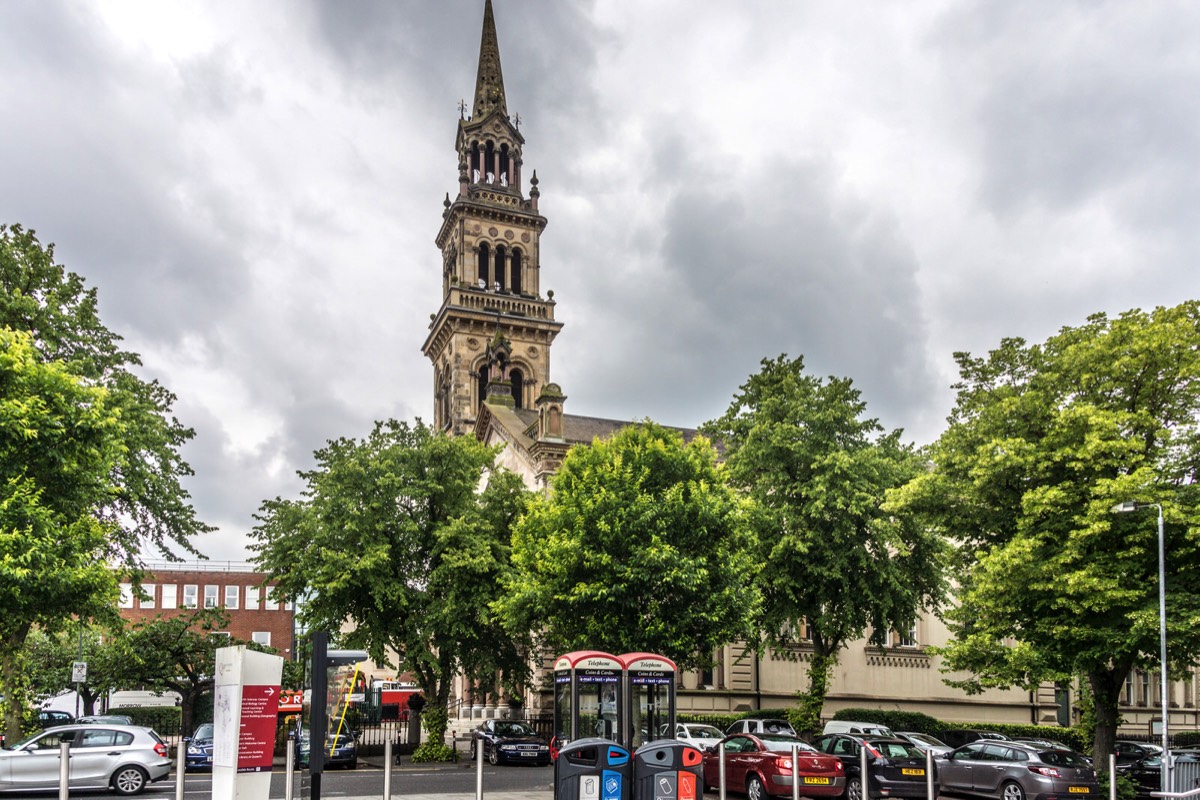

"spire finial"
[471,0,508,119]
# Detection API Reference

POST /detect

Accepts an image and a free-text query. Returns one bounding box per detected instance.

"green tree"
[703,355,949,732]
[497,422,759,668]
[0,328,125,740]
[887,303,1200,768]
[250,419,532,751]
[25,625,127,717]
[0,223,211,564]
[116,609,252,734]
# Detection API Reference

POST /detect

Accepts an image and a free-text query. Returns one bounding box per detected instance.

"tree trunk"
[795,647,837,736]
[1,624,32,743]
[1090,668,1124,777]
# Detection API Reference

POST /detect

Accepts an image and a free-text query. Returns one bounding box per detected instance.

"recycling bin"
[632,740,704,800]
[556,738,631,800]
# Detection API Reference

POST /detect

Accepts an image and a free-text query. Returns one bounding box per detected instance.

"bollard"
[1109,754,1116,800]
[384,739,393,799]
[718,741,726,800]
[59,739,70,800]
[792,745,800,800]
[925,748,933,800]
[859,739,869,800]
[286,731,295,800]
[476,735,484,800]
[176,737,189,800]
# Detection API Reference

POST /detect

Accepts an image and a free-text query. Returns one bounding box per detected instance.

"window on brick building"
[211,631,231,641]
[246,586,260,610]
[204,585,218,609]
[140,584,156,609]
[183,585,198,609]
[224,586,239,609]
[162,584,177,609]
[252,631,271,646]
[119,583,134,609]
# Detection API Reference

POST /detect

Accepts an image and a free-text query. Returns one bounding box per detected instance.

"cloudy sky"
[3,1,1198,563]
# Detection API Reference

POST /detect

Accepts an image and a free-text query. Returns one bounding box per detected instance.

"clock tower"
[422,0,562,436]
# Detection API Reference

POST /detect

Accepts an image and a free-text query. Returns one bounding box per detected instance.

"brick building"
[118,563,295,658]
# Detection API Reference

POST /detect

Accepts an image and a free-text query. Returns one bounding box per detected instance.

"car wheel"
[748,774,767,800]
[348,758,357,770]
[1002,782,1026,800]
[488,745,499,765]
[111,765,149,796]
[846,777,864,800]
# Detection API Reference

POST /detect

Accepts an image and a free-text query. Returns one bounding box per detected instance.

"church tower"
[423,0,562,436]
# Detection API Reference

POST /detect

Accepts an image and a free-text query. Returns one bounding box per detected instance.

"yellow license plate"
[804,778,832,785]
[902,769,925,776]
[1069,789,1089,794]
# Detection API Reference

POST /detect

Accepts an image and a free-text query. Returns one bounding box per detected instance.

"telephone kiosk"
[553,651,695,800]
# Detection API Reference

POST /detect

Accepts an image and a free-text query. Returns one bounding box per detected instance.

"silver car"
[939,741,1098,800]
[0,723,171,795]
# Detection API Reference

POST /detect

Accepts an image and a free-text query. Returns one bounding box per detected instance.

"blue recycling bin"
[555,738,631,800]
[632,740,704,800]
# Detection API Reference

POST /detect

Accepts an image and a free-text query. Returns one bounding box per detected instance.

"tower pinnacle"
[471,0,508,120]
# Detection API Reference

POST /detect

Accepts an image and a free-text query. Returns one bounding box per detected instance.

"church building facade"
[424,1,1200,737]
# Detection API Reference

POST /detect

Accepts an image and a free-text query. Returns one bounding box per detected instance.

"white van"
[821,720,894,737]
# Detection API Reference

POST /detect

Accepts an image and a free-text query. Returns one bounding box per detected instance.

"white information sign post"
[212,646,283,800]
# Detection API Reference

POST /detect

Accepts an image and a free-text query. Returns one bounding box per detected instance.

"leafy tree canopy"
[887,302,1200,765]
[250,419,532,745]
[0,327,125,740]
[0,223,210,564]
[703,355,948,731]
[498,421,759,669]
[115,609,260,734]
[25,625,127,717]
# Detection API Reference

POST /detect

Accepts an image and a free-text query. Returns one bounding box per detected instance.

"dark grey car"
[939,741,1098,800]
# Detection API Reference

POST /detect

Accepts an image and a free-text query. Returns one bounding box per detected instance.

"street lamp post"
[1112,501,1169,793]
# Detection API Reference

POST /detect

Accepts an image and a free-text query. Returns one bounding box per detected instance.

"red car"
[703,733,846,800]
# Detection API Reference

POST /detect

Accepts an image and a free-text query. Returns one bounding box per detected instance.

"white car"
[0,723,171,795]
[672,723,726,750]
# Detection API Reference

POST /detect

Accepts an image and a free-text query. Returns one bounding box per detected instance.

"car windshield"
[906,734,946,746]
[761,720,793,733]
[870,740,925,759]
[194,724,214,740]
[761,736,818,753]
[1038,750,1091,768]
[687,726,724,740]
[9,731,51,749]
[495,722,536,736]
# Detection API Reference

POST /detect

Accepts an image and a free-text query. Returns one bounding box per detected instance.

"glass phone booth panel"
[620,653,677,749]
[552,651,623,748]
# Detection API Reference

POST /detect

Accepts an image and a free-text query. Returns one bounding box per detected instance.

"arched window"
[484,140,495,182]
[510,249,522,294]
[510,369,524,410]
[500,144,510,186]
[495,246,506,291]
[470,142,482,183]
[478,243,490,288]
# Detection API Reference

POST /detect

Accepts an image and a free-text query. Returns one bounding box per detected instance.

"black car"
[1113,741,1162,767]
[185,723,215,771]
[299,729,358,770]
[469,719,551,766]
[811,734,937,800]
[37,710,75,728]
[1116,750,1200,798]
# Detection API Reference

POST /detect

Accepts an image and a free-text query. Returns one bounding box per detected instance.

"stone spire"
[471,0,508,120]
